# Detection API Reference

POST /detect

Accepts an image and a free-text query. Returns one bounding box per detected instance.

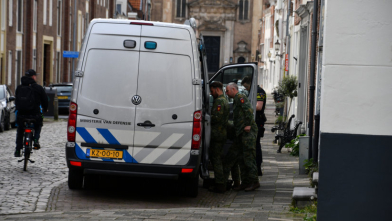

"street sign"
[285,54,289,72]
[63,51,79,58]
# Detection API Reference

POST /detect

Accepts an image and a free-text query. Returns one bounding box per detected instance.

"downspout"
[72,0,76,81]
[285,0,291,76]
[308,0,318,161]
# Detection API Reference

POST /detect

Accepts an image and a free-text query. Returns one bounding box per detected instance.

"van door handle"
[137,123,155,127]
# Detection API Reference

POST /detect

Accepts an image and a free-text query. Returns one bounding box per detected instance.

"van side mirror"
[8,96,15,102]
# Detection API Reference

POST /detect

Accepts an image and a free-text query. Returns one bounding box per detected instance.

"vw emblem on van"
[132,95,142,105]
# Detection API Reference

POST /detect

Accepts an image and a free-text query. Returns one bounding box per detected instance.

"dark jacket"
[15,76,48,115]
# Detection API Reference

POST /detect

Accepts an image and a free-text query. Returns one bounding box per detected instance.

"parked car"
[48,83,73,114]
[0,84,16,131]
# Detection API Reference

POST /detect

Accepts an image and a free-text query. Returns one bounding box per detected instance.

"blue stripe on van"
[97,128,120,145]
[75,143,90,160]
[124,150,138,163]
[76,127,97,143]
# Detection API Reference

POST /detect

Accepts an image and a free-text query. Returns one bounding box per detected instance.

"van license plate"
[87,149,123,159]
[58,96,68,99]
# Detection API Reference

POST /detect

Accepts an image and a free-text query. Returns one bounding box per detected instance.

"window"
[209,66,254,111]
[8,0,12,26]
[260,44,264,62]
[33,0,37,32]
[49,0,53,26]
[116,4,121,15]
[1,0,5,30]
[15,51,22,86]
[176,0,186,18]
[239,0,249,20]
[8,51,11,85]
[16,0,22,32]
[57,0,62,35]
[43,0,47,25]
[32,49,37,70]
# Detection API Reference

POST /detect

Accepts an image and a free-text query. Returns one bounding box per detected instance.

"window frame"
[57,0,62,36]
[238,0,249,21]
[8,0,12,27]
[16,0,22,32]
[176,0,186,18]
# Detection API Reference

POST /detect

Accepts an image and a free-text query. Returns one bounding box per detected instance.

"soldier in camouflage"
[209,81,229,193]
[225,82,260,191]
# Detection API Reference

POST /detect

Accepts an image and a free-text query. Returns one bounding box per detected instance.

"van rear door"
[74,23,141,163]
[132,26,195,166]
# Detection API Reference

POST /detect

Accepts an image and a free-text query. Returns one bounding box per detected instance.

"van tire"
[181,176,199,198]
[84,174,100,190]
[68,169,84,189]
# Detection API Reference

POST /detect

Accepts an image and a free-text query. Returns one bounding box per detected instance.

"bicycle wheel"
[23,147,30,171]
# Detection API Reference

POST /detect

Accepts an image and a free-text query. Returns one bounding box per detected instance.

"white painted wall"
[320,0,392,136]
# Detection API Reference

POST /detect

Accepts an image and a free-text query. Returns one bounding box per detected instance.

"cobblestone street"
[0,99,310,220]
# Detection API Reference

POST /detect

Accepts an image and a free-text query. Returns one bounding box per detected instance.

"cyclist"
[14,69,48,157]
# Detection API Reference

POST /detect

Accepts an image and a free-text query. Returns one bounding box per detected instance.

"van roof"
[89,19,194,31]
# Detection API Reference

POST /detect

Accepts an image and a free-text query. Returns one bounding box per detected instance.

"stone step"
[292,187,317,208]
[312,172,319,184]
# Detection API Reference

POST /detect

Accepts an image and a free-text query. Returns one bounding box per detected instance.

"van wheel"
[68,169,84,189]
[84,174,100,190]
[181,176,199,198]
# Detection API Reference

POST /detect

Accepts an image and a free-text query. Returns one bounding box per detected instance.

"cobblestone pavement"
[0,98,310,220]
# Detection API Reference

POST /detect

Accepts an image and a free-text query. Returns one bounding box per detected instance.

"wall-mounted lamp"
[274,40,284,57]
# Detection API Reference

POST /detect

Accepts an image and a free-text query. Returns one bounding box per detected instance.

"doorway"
[204,36,220,74]
[43,44,51,86]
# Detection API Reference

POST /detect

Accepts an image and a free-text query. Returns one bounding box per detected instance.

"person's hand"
[244,126,251,132]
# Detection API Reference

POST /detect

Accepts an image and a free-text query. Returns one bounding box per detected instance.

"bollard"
[299,136,309,174]
[53,96,58,120]
[44,87,58,118]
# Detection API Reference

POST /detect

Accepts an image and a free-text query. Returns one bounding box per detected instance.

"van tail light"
[24,129,32,133]
[130,22,154,26]
[70,161,82,167]
[191,110,202,150]
[67,102,77,142]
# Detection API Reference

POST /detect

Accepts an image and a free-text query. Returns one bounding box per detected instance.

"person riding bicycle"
[14,69,48,157]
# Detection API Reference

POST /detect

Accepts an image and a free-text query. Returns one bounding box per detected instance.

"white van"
[65,18,258,197]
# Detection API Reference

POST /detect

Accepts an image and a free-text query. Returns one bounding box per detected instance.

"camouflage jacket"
[211,94,229,141]
[233,93,257,136]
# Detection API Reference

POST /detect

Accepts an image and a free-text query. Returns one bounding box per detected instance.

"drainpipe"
[308,0,318,162]
[285,0,291,76]
[72,0,76,82]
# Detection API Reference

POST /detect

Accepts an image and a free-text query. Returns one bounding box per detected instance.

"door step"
[292,187,317,208]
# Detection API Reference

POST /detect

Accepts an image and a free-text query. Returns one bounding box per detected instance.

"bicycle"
[17,118,36,171]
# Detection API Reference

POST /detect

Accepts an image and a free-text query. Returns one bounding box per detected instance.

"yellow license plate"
[58,96,68,99]
[87,149,123,159]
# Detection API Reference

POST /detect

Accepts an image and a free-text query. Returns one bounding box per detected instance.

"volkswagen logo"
[132,95,142,105]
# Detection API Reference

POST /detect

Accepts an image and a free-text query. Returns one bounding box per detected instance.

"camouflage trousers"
[238,131,258,184]
[223,142,241,183]
[209,140,226,184]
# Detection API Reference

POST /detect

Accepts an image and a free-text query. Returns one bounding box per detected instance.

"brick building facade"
[0,0,115,92]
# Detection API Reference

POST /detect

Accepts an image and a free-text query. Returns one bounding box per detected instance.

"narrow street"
[0,97,309,220]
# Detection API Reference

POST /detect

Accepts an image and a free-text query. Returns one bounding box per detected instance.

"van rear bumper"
[65,146,201,180]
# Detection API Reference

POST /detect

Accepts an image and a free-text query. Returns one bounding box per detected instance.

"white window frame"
[15,50,22,86]
[16,0,22,32]
[8,0,12,27]
[49,0,53,26]
[8,50,12,85]
[43,0,47,25]
[32,49,37,70]
[1,0,6,30]
[33,0,37,32]
[175,0,186,18]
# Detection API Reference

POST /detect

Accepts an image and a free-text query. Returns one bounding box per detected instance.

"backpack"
[16,84,36,112]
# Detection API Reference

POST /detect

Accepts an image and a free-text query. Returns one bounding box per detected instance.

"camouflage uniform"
[209,94,229,185]
[223,123,241,184]
[232,93,258,185]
